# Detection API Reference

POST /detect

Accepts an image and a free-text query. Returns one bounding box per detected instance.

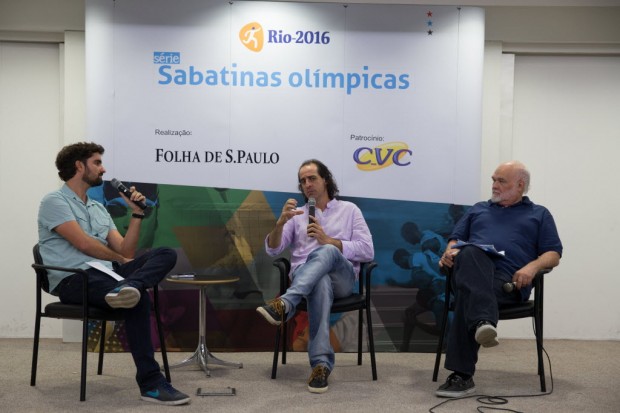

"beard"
[491,187,520,205]
[82,174,103,187]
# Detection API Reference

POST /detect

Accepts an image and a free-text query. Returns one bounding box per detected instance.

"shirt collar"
[61,183,94,206]
[488,196,531,208]
[326,198,338,209]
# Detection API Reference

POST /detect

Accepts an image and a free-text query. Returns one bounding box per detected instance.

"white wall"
[481,48,620,339]
[0,1,86,339]
[1,1,619,341]
[0,41,62,337]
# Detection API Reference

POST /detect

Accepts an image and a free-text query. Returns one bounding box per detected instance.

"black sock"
[454,371,472,381]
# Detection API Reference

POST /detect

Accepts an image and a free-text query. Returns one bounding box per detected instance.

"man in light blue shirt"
[257,159,374,393]
[39,184,119,293]
[38,142,190,405]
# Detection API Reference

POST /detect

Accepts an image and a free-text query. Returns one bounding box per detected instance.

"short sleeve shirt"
[449,196,563,299]
[38,184,117,293]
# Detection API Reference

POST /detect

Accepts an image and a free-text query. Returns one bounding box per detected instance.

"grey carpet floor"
[1,338,618,412]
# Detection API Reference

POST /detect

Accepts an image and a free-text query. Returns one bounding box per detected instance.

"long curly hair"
[297,159,339,201]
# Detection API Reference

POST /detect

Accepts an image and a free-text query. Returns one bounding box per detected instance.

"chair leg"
[535,314,546,392]
[282,320,287,365]
[80,318,89,401]
[365,305,377,380]
[433,302,450,382]
[154,288,171,383]
[30,313,42,386]
[97,321,106,375]
[357,309,363,366]
[271,325,281,379]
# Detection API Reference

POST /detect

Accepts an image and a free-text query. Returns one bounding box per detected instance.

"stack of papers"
[451,240,505,257]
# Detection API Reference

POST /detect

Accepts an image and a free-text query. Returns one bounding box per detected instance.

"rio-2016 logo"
[354,142,412,171]
[239,21,331,52]
[239,22,265,52]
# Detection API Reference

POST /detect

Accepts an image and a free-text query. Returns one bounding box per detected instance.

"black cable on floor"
[429,320,554,413]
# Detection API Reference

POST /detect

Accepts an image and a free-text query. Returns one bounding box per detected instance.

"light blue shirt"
[38,184,117,293]
[265,198,374,277]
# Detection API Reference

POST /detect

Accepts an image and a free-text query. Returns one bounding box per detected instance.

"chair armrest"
[440,266,551,288]
[273,258,291,295]
[361,261,377,295]
[534,268,551,280]
[32,263,88,276]
[32,263,90,304]
[531,268,551,300]
[361,261,377,306]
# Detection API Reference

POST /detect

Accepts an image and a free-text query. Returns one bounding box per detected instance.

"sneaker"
[141,381,191,405]
[105,285,140,309]
[256,298,286,326]
[435,372,475,398]
[475,321,499,348]
[308,365,330,394]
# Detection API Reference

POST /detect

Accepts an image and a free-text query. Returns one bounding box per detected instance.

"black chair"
[432,267,550,391]
[31,244,171,401]
[270,257,378,381]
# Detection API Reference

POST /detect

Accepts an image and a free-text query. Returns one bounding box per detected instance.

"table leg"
[168,285,243,376]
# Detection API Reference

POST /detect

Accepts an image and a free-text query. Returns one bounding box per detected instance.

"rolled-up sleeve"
[264,220,293,257]
[341,206,374,263]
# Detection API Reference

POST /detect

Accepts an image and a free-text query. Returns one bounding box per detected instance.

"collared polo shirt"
[450,196,563,299]
[38,184,117,293]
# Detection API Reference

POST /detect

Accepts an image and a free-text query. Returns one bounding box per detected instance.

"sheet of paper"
[451,240,505,257]
[86,261,124,281]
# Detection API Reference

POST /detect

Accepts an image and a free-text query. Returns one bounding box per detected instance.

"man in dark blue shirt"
[435,161,562,398]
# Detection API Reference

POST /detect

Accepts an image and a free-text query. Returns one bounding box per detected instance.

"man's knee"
[309,276,334,302]
[455,245,484,261]
[150,247,177,266]
[308,244,340,260]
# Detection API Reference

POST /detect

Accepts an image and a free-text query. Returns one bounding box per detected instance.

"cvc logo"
[239,22,264,52]
[353,142,413,171]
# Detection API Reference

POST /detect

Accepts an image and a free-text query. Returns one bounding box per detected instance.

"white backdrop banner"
[87,0,484,205]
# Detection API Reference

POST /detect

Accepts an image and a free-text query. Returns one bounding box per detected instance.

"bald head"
[504,161,530,193]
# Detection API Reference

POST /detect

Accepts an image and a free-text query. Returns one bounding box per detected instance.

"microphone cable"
[429,318,554,413]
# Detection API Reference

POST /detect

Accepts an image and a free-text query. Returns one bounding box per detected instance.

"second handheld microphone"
[503,282,516,293]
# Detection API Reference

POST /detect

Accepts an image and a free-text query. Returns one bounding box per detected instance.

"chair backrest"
[32,244,51,294]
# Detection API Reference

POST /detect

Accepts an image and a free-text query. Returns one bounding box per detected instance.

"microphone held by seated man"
[256,158,374,394]
[37,141,190,406]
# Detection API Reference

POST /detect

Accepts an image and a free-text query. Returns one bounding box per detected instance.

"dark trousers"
[57,247,177,392]
[444,246,520,376]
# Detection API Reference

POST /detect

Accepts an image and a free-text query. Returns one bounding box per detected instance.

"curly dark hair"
[297,159,339,201]
[55,142,105,181]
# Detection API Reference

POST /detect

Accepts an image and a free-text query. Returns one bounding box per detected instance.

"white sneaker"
[475,322,499,348]
[105,286,140,309]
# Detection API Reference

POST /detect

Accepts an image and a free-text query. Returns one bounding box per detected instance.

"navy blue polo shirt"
[450,196,563,299]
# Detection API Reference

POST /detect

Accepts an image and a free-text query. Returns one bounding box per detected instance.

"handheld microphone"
[503,282,516,293]
[110,178,147,210]
[308,197,316,224]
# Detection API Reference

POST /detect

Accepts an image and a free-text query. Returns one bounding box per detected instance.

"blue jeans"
[281,244,356,371]
[57,247,177,393]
